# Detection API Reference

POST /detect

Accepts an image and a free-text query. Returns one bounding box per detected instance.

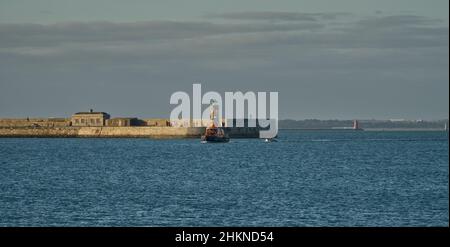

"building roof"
[109,117,137,120]
[73,112,109,115]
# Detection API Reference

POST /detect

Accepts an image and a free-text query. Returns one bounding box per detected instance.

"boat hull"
[201,135,230,143]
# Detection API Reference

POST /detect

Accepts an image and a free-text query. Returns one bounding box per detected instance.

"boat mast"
[209,100,219,128]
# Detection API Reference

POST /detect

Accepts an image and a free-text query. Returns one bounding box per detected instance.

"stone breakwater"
[0,126,260,138]
[0,126,203,138]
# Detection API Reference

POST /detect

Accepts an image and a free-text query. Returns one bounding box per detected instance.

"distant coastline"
[278,119,449,131]
[279,128,447,131]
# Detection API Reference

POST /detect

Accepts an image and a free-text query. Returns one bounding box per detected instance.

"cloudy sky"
[0,0,448,120]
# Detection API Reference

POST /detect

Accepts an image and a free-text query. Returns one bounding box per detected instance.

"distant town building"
[144,119,170,127]
[106,118,139,127]
[71,109,110,126]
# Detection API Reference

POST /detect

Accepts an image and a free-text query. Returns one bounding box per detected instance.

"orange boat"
[201,99,230,143]
[201,124,229,143]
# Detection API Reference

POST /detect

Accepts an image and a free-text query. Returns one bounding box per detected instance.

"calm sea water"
[0,130,448,226]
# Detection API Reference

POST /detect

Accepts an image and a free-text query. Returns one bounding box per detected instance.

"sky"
[0,0,448,120]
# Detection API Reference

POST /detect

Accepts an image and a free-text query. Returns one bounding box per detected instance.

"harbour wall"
[0,126,260,138]
[0,118,71,127]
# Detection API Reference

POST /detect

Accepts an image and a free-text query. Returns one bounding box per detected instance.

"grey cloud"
[0,20,323,49]
[0,13,447,79]
[0,13,445,62]
[355,15,442,29]
[206,11,351,21]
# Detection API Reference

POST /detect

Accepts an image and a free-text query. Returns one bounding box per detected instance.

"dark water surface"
[0,130,448,226]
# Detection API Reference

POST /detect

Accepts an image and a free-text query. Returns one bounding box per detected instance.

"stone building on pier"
[71,110,110,127]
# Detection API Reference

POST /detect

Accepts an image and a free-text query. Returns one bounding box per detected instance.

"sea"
[0,130,448,226]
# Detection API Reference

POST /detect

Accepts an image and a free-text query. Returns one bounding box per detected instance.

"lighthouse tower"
[353,120,360,130]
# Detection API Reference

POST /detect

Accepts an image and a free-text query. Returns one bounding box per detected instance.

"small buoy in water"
[264,138,277,142]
